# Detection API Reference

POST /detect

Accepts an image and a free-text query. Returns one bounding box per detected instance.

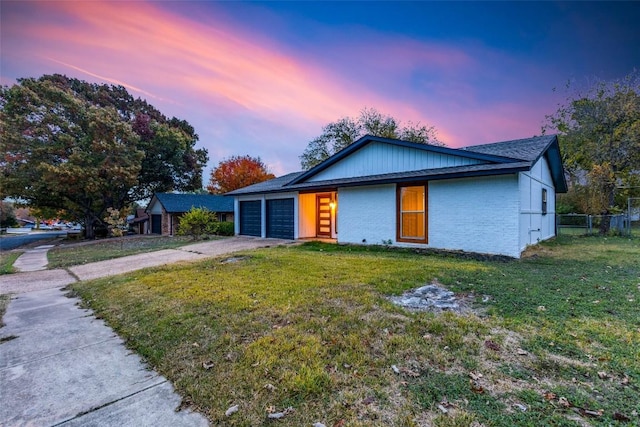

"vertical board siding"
[308,142,483,182]
[519,157,556,251]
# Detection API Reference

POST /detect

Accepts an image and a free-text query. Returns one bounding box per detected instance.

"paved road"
[0,231,67,251]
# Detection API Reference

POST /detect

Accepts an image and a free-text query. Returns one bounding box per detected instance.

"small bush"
[177,207,218,240]
[216,221,234,236]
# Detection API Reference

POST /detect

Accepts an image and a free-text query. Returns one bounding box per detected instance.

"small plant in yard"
[177,207,218,240]
[70,236,640,426]
[216,221,234,236]
[103,207,128,238]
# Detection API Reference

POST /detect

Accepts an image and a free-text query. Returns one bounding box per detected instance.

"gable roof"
[227,134,567,196]
[463,135,566,192]
[147,193,234,213]
[290,135,516,185]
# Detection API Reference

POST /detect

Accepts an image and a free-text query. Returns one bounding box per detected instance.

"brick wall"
[336,175,522,258]
[429,175,520,257]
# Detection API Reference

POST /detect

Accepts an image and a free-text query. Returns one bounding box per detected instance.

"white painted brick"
[429,175,521,257]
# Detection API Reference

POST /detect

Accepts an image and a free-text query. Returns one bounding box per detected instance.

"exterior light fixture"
[329,201,336,210]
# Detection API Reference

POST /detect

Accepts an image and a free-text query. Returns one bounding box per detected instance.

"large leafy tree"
[300,107,443,170]
[544,72,640,215]
[1,74,208,238]
[207,155,275,194]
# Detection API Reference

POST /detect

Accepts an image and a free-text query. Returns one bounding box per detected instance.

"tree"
[300,107,443,170]
[0,201,18,228]
[1,74,208,238]
[544,72,640,219]
[207,155,275,194]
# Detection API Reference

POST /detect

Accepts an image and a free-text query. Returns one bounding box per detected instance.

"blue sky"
[2,1,639,178]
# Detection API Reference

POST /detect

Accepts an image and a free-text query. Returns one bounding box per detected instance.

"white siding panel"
[337,185,397,245]
[430,175,521,258]
[518,157,556,251]
[309,142,483,182]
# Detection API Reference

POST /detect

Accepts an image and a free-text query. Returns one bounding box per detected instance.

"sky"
[2,1,639,180]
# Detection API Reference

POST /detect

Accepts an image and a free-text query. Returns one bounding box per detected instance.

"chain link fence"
[556,213,631,236]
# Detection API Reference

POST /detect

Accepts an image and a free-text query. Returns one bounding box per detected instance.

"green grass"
[69,236,640,426]
[47,235,207,268]
[0,293,10,327]
[0,251,21,275]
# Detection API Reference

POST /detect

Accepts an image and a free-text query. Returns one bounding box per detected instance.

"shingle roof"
[226,171,304,195]
[151,193,234,213]
[461,135,556,162]
[227,135,566,196]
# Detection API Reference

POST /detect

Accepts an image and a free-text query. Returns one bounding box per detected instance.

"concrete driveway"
[0,236,294,426]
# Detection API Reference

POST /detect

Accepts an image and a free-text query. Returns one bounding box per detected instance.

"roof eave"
[230,164,531,196]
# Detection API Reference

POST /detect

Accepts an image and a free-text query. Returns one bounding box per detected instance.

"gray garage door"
[239,201,261,236]
[266,198,294,239]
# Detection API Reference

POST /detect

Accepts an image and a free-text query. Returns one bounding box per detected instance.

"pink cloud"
[1,1,560,176]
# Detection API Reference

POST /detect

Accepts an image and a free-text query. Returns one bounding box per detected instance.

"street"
[0,232,67,251]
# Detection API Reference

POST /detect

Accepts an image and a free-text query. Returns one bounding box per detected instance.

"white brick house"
[227,135,566,258]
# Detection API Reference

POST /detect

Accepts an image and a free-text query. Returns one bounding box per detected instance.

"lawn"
[47,235,206,268]
[69,236,640,426]
[0,251,21,275]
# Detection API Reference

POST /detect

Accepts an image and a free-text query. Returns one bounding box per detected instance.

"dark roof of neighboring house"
[131,208,149,224]
[227,134,567,196]
[148,193,234,213]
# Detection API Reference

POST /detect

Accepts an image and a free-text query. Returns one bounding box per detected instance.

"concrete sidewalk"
[0,236,294,426]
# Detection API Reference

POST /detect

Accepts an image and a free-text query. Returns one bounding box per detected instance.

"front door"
[316,193,332,238]
[151,215,162,234]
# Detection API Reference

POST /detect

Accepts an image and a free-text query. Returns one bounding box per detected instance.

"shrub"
[103,207,128,237]
[216,221,234,236]
[177,207,218,240]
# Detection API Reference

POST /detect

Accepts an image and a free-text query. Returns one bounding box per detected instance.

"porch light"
[329,201,336,210]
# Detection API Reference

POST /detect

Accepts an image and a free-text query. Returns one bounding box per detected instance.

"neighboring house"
[129,208,149,234]
[146,193,234,235]
[227,135,567,258]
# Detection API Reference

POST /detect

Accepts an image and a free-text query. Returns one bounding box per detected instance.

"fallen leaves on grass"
[484,339,501,351]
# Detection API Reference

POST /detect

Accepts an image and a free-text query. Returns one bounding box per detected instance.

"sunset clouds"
[2,1,638,176]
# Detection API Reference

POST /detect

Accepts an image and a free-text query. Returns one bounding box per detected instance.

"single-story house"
[226,135,567,258]
[129,208,149,234]
[146,193,234,235]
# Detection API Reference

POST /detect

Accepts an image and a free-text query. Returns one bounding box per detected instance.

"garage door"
[239,201,261,236]
[267,198,294,239]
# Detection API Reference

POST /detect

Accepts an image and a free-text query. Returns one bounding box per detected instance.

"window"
[397,184,427,243]
[541,188,548,215]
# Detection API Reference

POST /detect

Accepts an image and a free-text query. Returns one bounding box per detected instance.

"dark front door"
[151,215,162,234]
[316,193,332,238]
[266,198,294,239]
[239,201,261,236]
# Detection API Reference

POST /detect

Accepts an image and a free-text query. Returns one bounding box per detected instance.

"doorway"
[316,193,333,238]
